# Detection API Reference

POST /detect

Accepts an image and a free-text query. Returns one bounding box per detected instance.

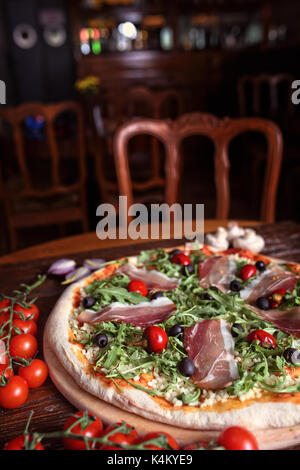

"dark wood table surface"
[0,221,299,450]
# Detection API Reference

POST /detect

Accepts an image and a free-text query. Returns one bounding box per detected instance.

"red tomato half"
[138,432,179,450]
[14,303,39,322]
[99,423,138,449]
[9,334,38,359]
[4,435,44,450]
[18,359,48,388]
[62,411,103,450]
[127,280,148,297]
[247,329,276,349]
[217,426,259,450]
[0,376,28,409]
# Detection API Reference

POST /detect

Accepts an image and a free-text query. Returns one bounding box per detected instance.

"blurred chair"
[113,112,283,223]
[0,101,88,251]
[92,86,184,207]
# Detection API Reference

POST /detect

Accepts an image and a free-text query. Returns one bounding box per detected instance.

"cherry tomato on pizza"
[144,326,168,354]
[4,435,44,450]
[18,359,48,388]
[239,264,257,281]
[217,426,259,450]
[127,280,148,297]
[99,422,138,449]
[247,329,276,349]
[9,334,38,359]
[13,303,39,322]
[62,411,103,450]
[138,432,179,450]
[0,376,28,409]
[170,253,191,266]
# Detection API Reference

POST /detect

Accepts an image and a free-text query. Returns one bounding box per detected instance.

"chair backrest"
[238,73,294,118]
[0,101,86,200]
[113,112,283,222]
[110,85,184,124]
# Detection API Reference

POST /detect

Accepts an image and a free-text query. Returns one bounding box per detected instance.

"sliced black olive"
[255,261,266,272]
[231,323,244,337]
[95,333,108,348]
[230,280,241,292]
[283,348,300,365]
[256,296,270,310]
[169,324,183,337]
[82,296,96,308]
[178,358,195,377]
[182,264,194,276]
[150,291,164,300]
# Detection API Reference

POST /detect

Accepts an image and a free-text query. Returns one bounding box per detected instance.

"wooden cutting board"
[43,329,300,450]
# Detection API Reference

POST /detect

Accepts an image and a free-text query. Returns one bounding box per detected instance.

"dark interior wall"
[3,0,75,104]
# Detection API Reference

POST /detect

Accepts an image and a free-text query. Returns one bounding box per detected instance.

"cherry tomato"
[18,359,48,388]
[144,326,168,354]
[138,432,179,450]
[0,340,9,365]
[171,253,191,266]
[14,303,39,322]
[4,435,44,450]
[0,376,28,409]
[62,411,103,450]
[0,364,14,381]
[247,329,276,348]
[9,334,38,359]
[240,264,257,280]
[11,319,37,337]
[0,313,10,328]
[127,280,148,297]
[217,426,259,450]
[274,288,287,296]
[99,423,138,449]
[182,442,207,450]
[0,299,11,312]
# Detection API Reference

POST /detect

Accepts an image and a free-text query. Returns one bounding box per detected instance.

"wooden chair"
[93,86,184,206]
[0,101,88,251]
[113,112,283,223]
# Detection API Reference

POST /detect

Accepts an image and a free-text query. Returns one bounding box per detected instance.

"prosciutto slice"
[240,267,298,304]
[117,263,179,291]
[77,296,176,327]
[184,319,239,390]
[198,256,235,291]
[251,306,300,338]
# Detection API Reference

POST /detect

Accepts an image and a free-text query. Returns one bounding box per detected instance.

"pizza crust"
[45,251,300,431]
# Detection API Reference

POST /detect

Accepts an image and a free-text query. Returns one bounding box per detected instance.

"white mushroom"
[226,221,245,241]
[232,229,265,253]
[205,227,229,251]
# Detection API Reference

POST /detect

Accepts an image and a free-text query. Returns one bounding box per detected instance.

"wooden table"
[0,220,299,450]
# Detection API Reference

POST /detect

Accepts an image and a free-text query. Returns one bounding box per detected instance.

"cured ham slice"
[77,296,176,327]
[240,267,298,304]
[184,319,239,390]
[251,306,300,338]
[198,256,235,291]
[117,263,179,291]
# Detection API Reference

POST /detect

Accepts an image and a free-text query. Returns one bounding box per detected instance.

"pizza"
[45,243,300,431]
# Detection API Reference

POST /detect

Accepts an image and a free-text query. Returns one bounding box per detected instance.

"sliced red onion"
[48,259,76,276]
[83,259,106,271]
[62,266,91,285]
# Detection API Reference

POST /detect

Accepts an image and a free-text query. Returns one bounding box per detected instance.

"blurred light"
[81,43,91,55]
[80,28,89,42]
[118,22,137,39]
[92,39,101,54]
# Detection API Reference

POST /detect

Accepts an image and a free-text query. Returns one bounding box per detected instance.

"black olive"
[150,291,164,300]
[182,264,194,276]
[256,296,270,310]
[169,249,182,257]
[178,358,195,377]
[202,293,213,301]
[95,333,108,348]
[169,324,183,337]
[231,323,244,337]
[283,348,300,365]
[255,261,266,272]
[230,280,241,292]
[82,296,96,308]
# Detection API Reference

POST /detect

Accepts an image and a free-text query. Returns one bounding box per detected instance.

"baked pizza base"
[45,250,300,431]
